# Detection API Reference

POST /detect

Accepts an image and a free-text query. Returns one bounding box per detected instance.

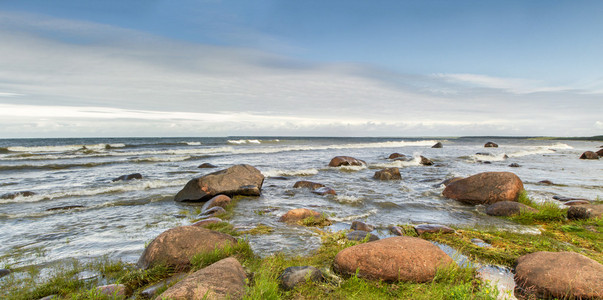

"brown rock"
[201,195,231,212]
[508,163,521,168]
[485,201,537,216]
[156,257,247,300]
[137,226,237,270]
[198,163,217,168]
[96,284,128,299]
[514,251,603,300]
[597,149,603,156]
[0,191,35,199]
[351,220,374,232]
[431,142,443,148]
[563,200,590,206]
[373,168,401,180]
[333,236,454,282]
[293,181,325,190]
[279,208,321,223]
[191,218,222,227]
[484,141,498,148]
[328,156,366,167]
[312,187,336,196]
[438,177,464,187]
[174,164,264,202]
[442,172,524,205]
[580,151,599,159]
[199,206,226,218]
[388,153,406,159]
[420,156,434,166]
[568,204,602,219]
[414,224,455,235]
[346,230,379,242]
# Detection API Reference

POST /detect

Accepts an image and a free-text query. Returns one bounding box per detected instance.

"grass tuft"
[190,239,255,271]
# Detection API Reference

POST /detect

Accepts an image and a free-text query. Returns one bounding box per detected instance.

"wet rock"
[328,156,366,167]
[333,236,454,282]
[0,268,10,278]
[199,206,226,218]
[175,164,264,202]
[279,266,323,290]
[0,191,35,199]
[137,226,237,270]
[470,238,491,248]
[157,257,247,300]
[112,173,142,182]
[388,153,406,159]
[480,161,492,164]
[431,142,443,148]
[419,156,434,166]
[552,195,589,202]
[95,284,128,299]
[201,195,232,212]
[350,220,374,232]
[373,167,401,180]
[508,163,521,168]
[485,201,537,217]
[538,180,554,185]
[514,251,603,300]
[346,230,379,242]
[198,163,217,168]
[442,172,524,205]
[141,273,188,299]
[484,141,498,148]
[312,187,336,196]
[563,200,590,206]
[579,151,599,159]
[437,177,464,187]
[279,208,321,223]
[46,205,85,211]
[191,217,222,227]
[389,226,404,236]
[293,180,325,190]
[414,224,455,235]
[597,149,603,156]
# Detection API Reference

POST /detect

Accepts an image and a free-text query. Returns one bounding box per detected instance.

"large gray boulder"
[175,164,264,202]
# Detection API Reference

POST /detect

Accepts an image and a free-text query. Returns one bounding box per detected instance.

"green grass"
[239,223,275,235]
[300,214,332,227]
[509,191,568,224]
[190,239,255,271]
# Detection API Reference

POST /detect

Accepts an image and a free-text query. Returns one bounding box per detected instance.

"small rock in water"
[508,163,521,167]
[373,167,401,180]
[201,195,231,212]
[191,217,222,227]
[279,266,323,290]
[293,180,325,190]
[350,220,374,232]
[431,142,443,148]
[0,268,10,278]
[95,284,128,299]
[597,149,603,156]
[564,200,591,206]
[567,206,592,220]
[279,208,322,223]
[46,205,85,211]
[388,153,406,159]
[538,180,554,185]
[199,206,226,218]
[268,176,289,180]
[328,156,366,167]
[198,163,217,168]
[414,224,455,235]
[470,238,491,248]
[553,195,588,202]
[420,156,434,166]
[484,141,498,148]
[579,151,599,159]
[389,225,404,236]
[346,230,379,242]
[312,187,336,196]
[111,173,142,182]
[0,191,35,199]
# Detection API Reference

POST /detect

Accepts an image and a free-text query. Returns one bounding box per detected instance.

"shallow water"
[0,137,601,269]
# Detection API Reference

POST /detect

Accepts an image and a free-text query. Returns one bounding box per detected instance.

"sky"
[0,0,602,138]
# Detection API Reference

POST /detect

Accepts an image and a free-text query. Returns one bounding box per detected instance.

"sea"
[1,137,601,272]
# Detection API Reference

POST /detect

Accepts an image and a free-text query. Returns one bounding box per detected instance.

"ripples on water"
[0,137,601,270]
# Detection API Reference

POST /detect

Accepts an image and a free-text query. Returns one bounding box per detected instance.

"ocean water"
[0,137,601,270]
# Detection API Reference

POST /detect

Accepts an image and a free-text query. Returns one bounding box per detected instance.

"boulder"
[333,236,454,282]
[95,284,128,299]
[199,206,226,218]
[442,172,524,205]
[191,218,222,227]
[293,181,325,190]
[112,173,142,182]
[137,226,237,270]
[563,200,590,206]
[388,153,406,159]
[508,163,521,168]
[201,195,231,212]
[484,142,498,148]
[198,163,217,169]
[346,230,379,242]
[580,151,599,159]
[567,206,592,220]
[328,156,366,167]
[419,156,434,166]
[141,273,188,299]
[312,187,336,196]
[514,251,603,300]
[0,191,35,199]
[438,177,464,187]
[156,257,247,300]
[0,268,10,278]
[373,168,401,180]
[431,142,443,148]
[279,266,323,290]
[389,226,404,236]
[174,164,264,202]
[414,224,455,235]
[279,208,321,223]
[597,149,603,156]
[350,221,374,232]
[485,201,537,217]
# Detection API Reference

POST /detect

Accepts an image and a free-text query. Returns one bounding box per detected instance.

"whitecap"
[261,168,319,177]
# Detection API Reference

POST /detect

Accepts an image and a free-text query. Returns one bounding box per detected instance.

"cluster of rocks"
[580,148,603,159]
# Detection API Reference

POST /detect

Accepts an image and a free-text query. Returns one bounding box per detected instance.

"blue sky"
[0,1,601,137]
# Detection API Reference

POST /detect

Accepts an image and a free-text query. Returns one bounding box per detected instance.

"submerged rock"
[485,201,537,217]
[293,180,325,190]
[333,236,454,282]
[312,187,336,196]
[508,163,521,168]
[538,180,554,185]
[388,153,406,159]
[328,156,366,167]
[414,224,455,235]
[442,172,524,205]
[350,220,374,232]
[137,226,236,270]
[112,173,142,182]
[199,206,226,218]
[579,151,599,159]
[373,167,401,180]
[279,266,323,290]
[156,257,247,300]
[198,163,217,168]
[484,141,498,148]
[174,164,264,202]
[563,199,590,206]
[201,195,231,212]
[431,142,443,148]
[279,208,322,223]
[0,191,35,199]
[419,156,434,166]
[46,205,85,211]
[346,230,379,242]
[514,251,603,300]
